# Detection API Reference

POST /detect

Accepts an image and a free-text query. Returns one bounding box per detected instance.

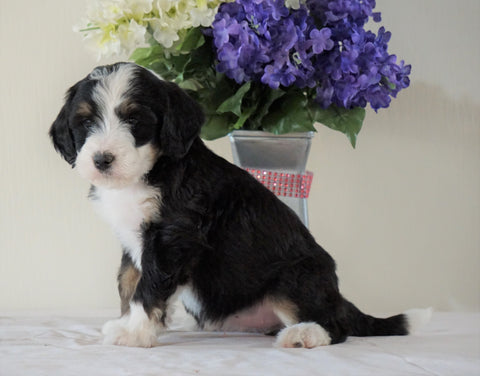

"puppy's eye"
[81,119,94,128]
[126,118,139,126]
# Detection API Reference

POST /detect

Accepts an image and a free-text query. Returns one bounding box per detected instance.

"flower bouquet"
[76,0,411,147]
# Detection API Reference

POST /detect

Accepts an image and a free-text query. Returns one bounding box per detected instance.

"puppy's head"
[49,62,204,188]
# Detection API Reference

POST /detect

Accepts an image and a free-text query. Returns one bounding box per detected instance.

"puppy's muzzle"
[93,152,115,172]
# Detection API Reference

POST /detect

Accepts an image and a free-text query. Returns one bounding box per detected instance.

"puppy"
[50,62,430,348]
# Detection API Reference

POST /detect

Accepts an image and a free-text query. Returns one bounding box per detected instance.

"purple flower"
[310,28,334,54]
[262,64,297,88]
[211,0,333,89]
[305,0,411,110]
[209,0,411,112]
[340,47,359,74]
[212,16,242,48]
[316,79,335,108]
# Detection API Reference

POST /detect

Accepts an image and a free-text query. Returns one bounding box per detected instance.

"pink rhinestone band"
[245,168,313,198]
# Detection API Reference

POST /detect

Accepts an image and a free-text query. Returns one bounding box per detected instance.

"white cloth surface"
[0,311,479,376]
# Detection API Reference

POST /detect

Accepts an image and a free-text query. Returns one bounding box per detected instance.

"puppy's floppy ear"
[49,85,78,166]
[160,82,204,159]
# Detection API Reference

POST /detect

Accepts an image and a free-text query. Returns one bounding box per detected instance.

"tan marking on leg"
[270,298,299,327]
[118,261,141,315]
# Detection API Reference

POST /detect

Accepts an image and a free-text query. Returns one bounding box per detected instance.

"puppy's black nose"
[93,152,115,171]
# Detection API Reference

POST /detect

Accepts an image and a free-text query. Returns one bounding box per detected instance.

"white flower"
[150,19,181,48]
[186,0,224,27]
[80,25,122,60]
[85,0,124,25]
[190,6,218,27]
[76,0,230,58]
[148,0,224,48]
[125,0,153,19]
[285,0,304,10]
[117,19,148,54]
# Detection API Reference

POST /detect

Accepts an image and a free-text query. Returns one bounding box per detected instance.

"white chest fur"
[92,182,161,271]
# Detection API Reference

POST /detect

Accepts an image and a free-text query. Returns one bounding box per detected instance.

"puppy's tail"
[343,299,432,337]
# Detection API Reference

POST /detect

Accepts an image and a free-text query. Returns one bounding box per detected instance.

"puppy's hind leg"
[271,254,350,348]
[272,257,427,349]
[271,299,335,349]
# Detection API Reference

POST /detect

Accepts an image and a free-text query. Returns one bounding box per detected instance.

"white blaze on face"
[75,64,158,188]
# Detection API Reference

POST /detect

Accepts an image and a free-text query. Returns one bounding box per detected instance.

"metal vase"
[229,130,314,227]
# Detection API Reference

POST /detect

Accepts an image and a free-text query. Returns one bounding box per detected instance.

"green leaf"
[233,105,256,129]
[129,47,150,63]
[132,44,194,83]
[262,91,316,134]
[197,76,237,114]
[183,42,215,81]
[177,79,203,91]
[309,104,365,147]
[176,27,205,53]
[200,114,235,140]
[168,54,191,75]
[248,87,286,130]
[130,45,163,67]
[216,82,251,117]
[148,61,175,79]
[381,76,397,90]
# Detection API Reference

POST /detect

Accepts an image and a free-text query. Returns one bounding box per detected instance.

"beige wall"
[1,0,478,313]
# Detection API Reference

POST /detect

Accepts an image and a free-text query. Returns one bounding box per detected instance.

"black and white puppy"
[50,62,430,348]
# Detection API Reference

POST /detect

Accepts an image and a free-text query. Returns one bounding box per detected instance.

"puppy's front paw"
[102,317,159,347]
[102,318,125,345]
[275,323,331,348]
[102,303,161,348]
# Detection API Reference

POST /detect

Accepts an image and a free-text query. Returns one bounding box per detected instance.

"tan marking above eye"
[75,102,93,117]
[116,100,140,118]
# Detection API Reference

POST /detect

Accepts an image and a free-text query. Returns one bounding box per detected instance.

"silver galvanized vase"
[229,130,314,227]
